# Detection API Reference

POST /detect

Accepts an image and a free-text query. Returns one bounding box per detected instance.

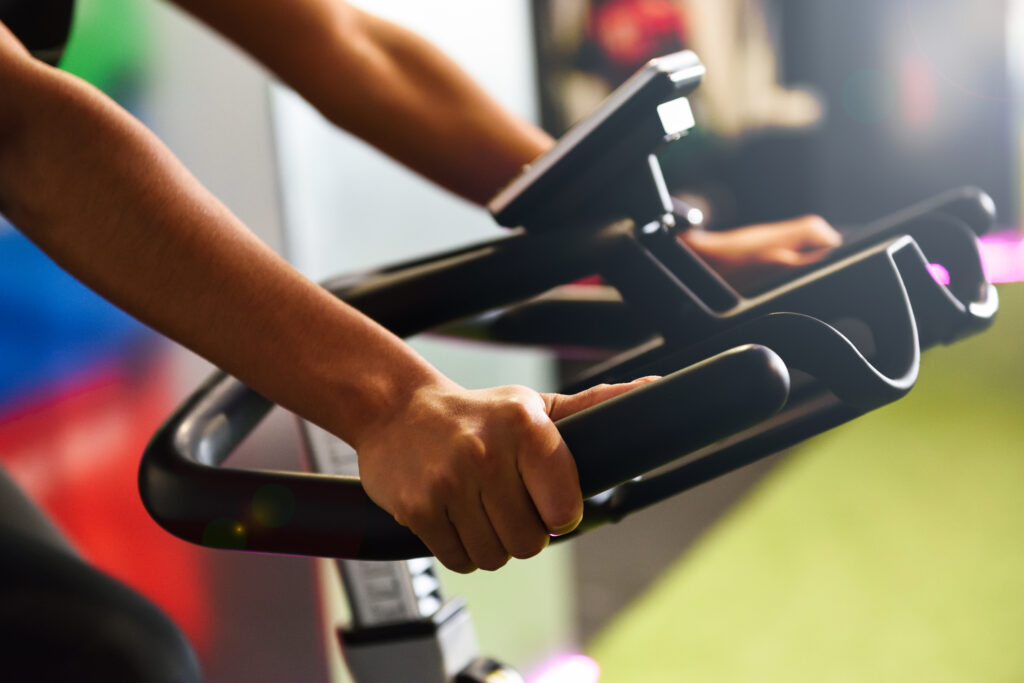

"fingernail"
[549,517,582,537]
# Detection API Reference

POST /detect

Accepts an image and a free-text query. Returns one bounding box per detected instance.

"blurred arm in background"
[171,0,841,288]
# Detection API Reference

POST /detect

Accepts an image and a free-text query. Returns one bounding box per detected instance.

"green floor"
[590,283,1024,682]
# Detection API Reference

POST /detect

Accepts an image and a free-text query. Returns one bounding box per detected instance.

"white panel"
[144,1,283,254]
[271,1,539,280]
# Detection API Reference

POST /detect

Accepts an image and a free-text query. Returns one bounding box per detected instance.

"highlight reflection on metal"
[686,206,705,226]
[927,263,951,286]
[529,654,601,683]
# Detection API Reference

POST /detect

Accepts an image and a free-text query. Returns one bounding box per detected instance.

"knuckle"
[437,553,476,574]
[428,466,461,499]
[452,431,492,473]
[803,214,837,235]
[447,562,477,575]
[517,431,557,467]
[476,551,511,572]
[392,496,434,531]
[546,495,583,532]
[499,394,536,428]
[509,533,549,560]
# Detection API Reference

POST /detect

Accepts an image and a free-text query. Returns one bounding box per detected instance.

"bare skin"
[0,14,641,573]
[167,0,553,205]
[0,1,839,572]
[680,215,843,293]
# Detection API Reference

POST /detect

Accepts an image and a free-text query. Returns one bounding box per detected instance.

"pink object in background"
[928,232,1022,287]
[530,654,601,683]
[979,232,1024,284]
[900,57,938,130]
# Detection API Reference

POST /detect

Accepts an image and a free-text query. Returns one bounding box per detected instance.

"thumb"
[543,376,660,422]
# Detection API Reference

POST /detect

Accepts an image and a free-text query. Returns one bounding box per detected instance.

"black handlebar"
[139,188,997,561]
[140,345,789,560]
[746,186,996,297]
[138,45,997,565]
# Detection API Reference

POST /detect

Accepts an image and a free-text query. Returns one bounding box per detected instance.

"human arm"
[168,0,841,279]
[0,26,653,572]
[168,0,552,205]
[0,2,834,572]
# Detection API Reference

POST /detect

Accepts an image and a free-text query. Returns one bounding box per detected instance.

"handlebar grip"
[749,187,997,297]
[139,345,789,560]
[841,186,996,256]
[565,345,789,496]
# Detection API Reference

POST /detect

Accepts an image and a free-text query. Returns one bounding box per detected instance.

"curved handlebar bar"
[137,39,997,567]
[141,190,998,561]
[140,345,790,560]
[744,187,996,297]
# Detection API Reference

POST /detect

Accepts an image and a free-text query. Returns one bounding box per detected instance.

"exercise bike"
[136,50,997,681]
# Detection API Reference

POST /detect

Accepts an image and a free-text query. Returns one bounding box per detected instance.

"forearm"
[169,0,553,204]
[0,53,446,446]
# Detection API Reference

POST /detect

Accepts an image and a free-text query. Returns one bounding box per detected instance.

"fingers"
[524,377,660,536]
[408,408,557,572]
[402,498,529,573]
[752,216,839,271]
[389,489,477,573]
[766,245,830,267]
[369,379,659,573]
[398,507,475,574]
[447,494,510,571]
[544,376,659,421]
[518,429,583,536]
[782,215,842,250]
[480,470,550,560]
[429,480,558,572]
[397,488,517,573]
[484,390,584,539]
[446,422,550,567]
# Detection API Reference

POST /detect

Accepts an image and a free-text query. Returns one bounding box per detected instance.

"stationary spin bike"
[140,51,997,681]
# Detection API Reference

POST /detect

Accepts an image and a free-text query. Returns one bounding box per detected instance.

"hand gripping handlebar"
[140,345,789,560]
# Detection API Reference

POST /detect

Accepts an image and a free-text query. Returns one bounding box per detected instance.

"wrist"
[313,333,457,451]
